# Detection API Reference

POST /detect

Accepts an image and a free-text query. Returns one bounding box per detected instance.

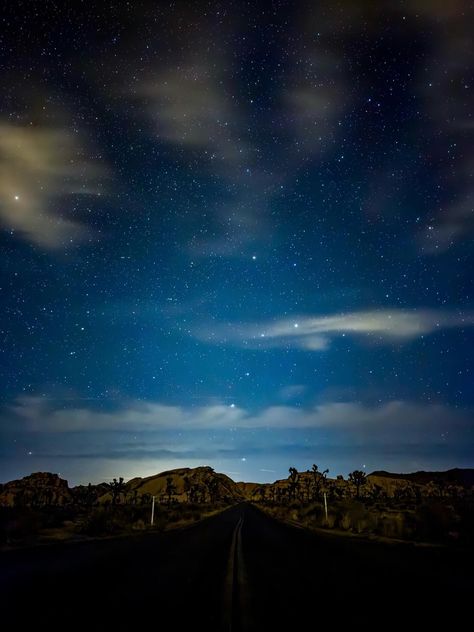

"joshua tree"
[311,464,329,501]
[108,477,126,505]
[288,467,300,502]
[348,470,367,499]
[165,476,177,506]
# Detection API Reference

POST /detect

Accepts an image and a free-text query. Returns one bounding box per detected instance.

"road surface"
[1,503,472,630]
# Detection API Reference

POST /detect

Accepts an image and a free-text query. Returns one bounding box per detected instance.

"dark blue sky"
[1,1,473,484]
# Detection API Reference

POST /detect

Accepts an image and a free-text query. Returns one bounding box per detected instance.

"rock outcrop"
[0,472,72,507]
[98,466,245,504]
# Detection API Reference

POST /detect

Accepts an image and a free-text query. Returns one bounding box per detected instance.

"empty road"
[1,503,472,630]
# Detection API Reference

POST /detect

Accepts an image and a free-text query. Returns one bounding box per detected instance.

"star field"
[0,1,473,484]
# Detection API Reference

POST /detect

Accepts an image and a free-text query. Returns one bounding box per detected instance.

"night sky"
[1,1,473,485]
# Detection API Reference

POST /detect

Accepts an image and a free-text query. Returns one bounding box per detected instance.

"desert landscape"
[2,465,473,548]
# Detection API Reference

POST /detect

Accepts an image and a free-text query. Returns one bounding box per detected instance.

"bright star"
[14,195,19,201]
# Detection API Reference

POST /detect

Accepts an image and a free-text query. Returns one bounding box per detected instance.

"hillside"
[2,466,474,508]
[369,468,474,487]
[0,472,72,507]
[119,466,244,504]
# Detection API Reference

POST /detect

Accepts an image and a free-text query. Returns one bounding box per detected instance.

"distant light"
[294,323,299,328]
[241,457,246,462]
[14,195,20,201]
[230,403,236,408]
[252,255,256,260]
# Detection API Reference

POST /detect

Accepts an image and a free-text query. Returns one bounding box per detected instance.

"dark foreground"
[1,503,472,630]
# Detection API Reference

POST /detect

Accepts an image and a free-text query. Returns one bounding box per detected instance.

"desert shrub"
[77,505,152,536]
[324,512,337,528]
[376,511,407,539]
[415,502,459,541]
[302,502,338,528]
[77,508,121,536]
[334,501,374,533]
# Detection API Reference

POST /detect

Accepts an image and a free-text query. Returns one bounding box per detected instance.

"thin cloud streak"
[193,308,474,350]
[5,395,470,434]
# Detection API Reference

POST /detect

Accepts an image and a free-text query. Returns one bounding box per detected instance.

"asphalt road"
[1,503,472,630]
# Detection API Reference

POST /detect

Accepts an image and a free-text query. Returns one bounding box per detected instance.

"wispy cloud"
[110,6,351,258]
[2,395,471,483]
[0,123,107,248]
[193,308,474,351]
[134,62,248,169]
[5,395,470,434]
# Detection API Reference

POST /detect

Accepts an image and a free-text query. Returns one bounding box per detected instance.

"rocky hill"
[2,466,473,507]
[239,467,474,501]
[121,466,244,504]
[0,472,72,507]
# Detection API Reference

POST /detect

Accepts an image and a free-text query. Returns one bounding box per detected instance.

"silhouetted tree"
[348,470,367,499]
[311,464,329,501]
[288,467,300,502]
[108,477,126,505]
